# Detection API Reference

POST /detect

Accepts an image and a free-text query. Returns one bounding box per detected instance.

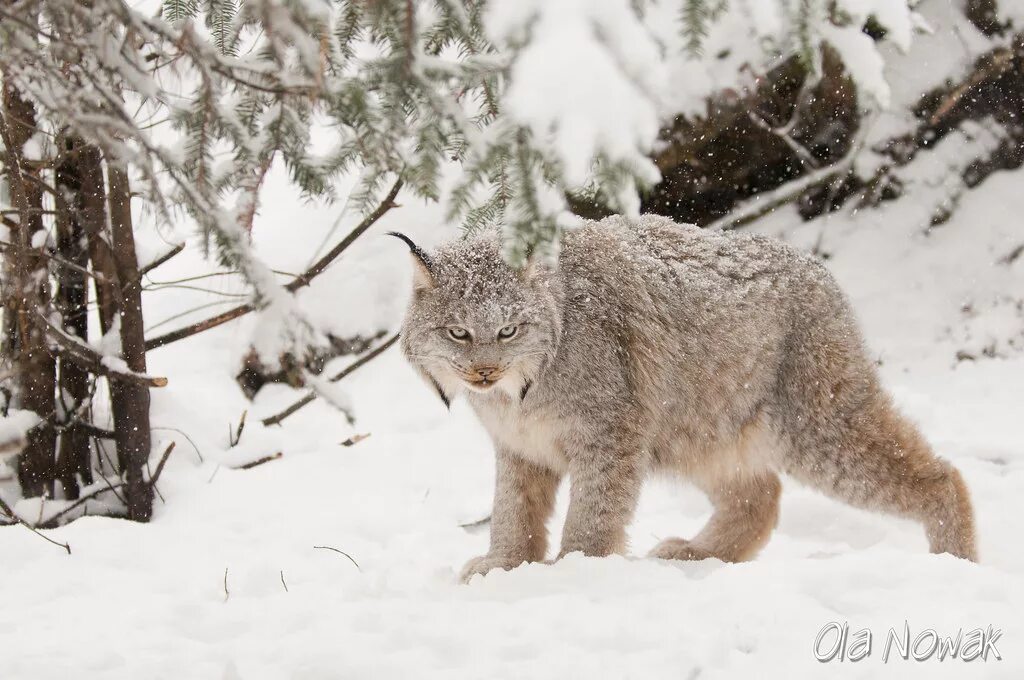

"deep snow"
[1,158,1022,678]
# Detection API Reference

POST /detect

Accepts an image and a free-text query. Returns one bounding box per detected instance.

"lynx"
[393,215,977,584]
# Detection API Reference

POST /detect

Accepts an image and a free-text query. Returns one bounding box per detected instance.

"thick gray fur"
[396,215,977,583]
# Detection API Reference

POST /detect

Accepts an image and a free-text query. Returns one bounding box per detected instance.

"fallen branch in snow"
[38,313,168,388]
[228,410,247,448]
[302,370,354,424]
[148,442,177,488]
[236,331,386,398]
[36,482,125,527]
[235,452,283,469]
[928,46,1016,127]
[313,545,361,571]
[459,515,492,530]
[280,570,289,593]
[37,443,176,526]
[340,433,371,447]
[223,568,230,603]
[144,179,404,351]
[261,333,400,427]
[1000,243,1024,265]
[0,494,72,553]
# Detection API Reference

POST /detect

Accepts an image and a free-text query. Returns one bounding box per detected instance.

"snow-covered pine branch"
[0,0,921,362]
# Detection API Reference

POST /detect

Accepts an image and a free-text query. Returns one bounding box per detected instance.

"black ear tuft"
[387,232,433,269]
[388,232,435,290]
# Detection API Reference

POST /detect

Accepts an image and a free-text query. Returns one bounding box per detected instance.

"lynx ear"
[388,232,435,290]
[521,250,554,281]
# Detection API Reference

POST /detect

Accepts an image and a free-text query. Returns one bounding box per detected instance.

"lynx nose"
[475,366,498,379]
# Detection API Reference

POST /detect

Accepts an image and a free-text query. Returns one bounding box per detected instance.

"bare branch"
[148,442,176,488]
[144,179,403,351]
[236,452,282,469]
[35,482,124,527]
[0,495,72,553]
[261,333,400,427]
[228,410,247,448]
[747,110,820,170]
[138,243,186,279]
[38,312,169,388]
[706,117,875,232]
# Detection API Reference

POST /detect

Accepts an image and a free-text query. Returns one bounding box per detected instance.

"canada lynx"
[394,215,977,583]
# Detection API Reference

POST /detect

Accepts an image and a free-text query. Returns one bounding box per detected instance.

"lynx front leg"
[459,449,560,583]
[558,442,644,559]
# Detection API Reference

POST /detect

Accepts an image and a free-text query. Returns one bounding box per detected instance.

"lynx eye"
[497,324,518,340]
[447,326,471,342]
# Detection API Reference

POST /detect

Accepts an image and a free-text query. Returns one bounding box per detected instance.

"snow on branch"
[0,0,923,319]
[37,313,169,388]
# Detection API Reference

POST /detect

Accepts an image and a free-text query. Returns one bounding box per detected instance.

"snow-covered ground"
[2,153,1022,677]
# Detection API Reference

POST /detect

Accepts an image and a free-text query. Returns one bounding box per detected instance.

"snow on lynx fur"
[394,215,977,583]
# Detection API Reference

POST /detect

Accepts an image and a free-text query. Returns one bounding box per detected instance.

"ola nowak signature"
[814,621,1003,663]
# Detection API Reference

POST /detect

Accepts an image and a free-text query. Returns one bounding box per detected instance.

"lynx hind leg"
[650,471,781,563]
[781,388,977,562]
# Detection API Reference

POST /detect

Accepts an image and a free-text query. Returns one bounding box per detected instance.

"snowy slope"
[1,152,1022,677]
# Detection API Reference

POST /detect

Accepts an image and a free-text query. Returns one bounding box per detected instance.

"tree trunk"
[1,78,57,498]
[106,162,153,521]
[53,136,94,499]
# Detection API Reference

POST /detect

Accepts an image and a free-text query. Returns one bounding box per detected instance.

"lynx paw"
[648,537,714,562]
[457,554,525,584]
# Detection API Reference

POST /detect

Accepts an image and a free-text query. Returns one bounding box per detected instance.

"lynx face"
[394,233,562,401]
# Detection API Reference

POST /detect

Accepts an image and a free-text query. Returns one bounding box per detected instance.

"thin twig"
[148,442,176,488]
[707,116,875,232]
[223,568,230,602]
[261,333,400,427]
[229,410,247,448]
[93,440,127,504]
[929,47,1014,126]
[144,179,403,351]
[0,494,72,554]
[313,545,361,571]
[35,481,125,527]
[280,570,289,592]
[38,312,168,387]
[747,110,820,170]
[236,452,282,469]
[459,515,492,530]
[137,243,185,278]
[152,426,204,462]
